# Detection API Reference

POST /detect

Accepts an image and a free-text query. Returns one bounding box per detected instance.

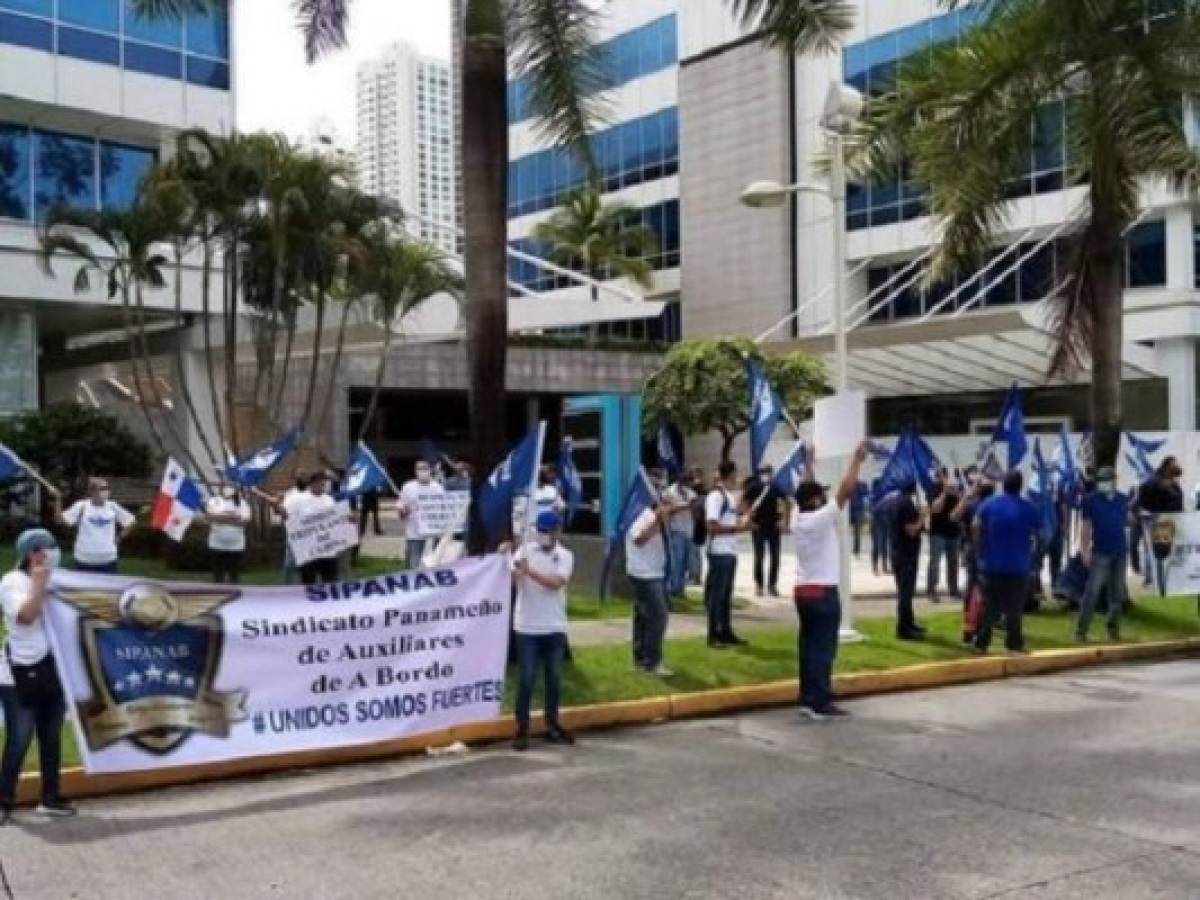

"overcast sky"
[234,0,451,145]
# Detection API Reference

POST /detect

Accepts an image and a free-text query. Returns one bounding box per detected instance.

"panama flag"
[151,458,204,541]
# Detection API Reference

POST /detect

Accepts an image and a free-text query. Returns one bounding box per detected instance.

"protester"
[951,475,996,644]
[662,470,698,601]
[399,460,443,570]
[849,479,869,558]
[626,473,672,676]
[271,473,310,585]
[745,465,784,598]
[1076,466,1129,643]
[926,468,962,603]
[869,477,892,576]
[891,483,927,640]
[57,477,135,573]
[705,460,753,647]
[973,470,1040,655]
[689,467,708,585]
[358,487,383,538]
[205,485,252,584]
[511,511,575,751]
[0,529,74,823]
[534,465,567,517]
[792,443,867,721]
[1127,486,1143,578]
[288,472,340,586]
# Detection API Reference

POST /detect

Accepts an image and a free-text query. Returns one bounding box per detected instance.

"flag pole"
[2,447,60,498]
[520,421,548,546]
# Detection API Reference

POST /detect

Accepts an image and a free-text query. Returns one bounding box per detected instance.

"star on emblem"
[165,670,182,686]
[127,671,143,687]
[146,664,163,683]
[183,676,196,689]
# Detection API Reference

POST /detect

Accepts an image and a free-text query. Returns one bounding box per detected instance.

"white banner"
[44,555,512,774]
[416,490,471,538]
[287,501,359,566]
[1146,512,1200,597]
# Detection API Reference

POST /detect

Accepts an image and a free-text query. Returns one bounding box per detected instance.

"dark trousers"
[211,549,244,584]
[851,520,863,556]
[927,535,960,597]
[0,683,65,805]
[975,574,1027,652]
[704,553,737,642]
[752,530,781,591]
[300,556,339,585]
[359,498,383,536]
[514,632,566,732]
[871,518,891,572]
[893,553,919,632]
[796,587,841,710]
[1047,533,1065,589]
[73,560,117,574]
[629,576,668,669]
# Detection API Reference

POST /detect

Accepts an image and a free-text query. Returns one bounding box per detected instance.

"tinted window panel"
[0,0,51,13]
[185,55,229,89]
[124,0,181,47]
[58,0,118,32]
[0,9,50,50]
[57,27,120,65]
[124,41,182,77]
[100,141,154,210]
[0,123,31,220]
[185,0,229,58]
[34,129,95,217]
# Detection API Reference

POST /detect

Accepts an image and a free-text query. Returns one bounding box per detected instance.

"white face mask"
[537,533,555,550]
[1098,480,1115,496]
[97,490,111,504]
[417,470,431,485]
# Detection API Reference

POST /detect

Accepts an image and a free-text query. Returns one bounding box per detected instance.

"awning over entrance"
[771,304,1162,398]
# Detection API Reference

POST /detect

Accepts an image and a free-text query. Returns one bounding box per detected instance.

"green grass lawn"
[8,595,1198,772]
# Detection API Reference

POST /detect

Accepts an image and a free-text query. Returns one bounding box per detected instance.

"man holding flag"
[705,460,754,648]
[625,468,674,676]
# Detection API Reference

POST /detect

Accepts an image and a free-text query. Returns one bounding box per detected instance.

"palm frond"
[723,0,855,54]
[129,0,213,20]
[510,0,609,169]
[294,0,352,64]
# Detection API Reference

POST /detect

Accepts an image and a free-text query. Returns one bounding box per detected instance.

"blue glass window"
[0,9,51,50]
[34,130,95,218]
[0,0,51,15]
[186,55,230,89]
[0,124,31,220]
[124,0,181,47]
[1128,221,1166,288]
[185,1,229,59]
[99,141,155,210]
[125,41,182,78]
[58,26,120,64]
[58,0,119,33]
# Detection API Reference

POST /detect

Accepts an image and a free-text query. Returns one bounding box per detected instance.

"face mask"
[417,471,431,485]
[34,547,62,571]
[538,533,555,550]
[97,490,111,504]
[222,487,237,500]
[1098,481,1115,496]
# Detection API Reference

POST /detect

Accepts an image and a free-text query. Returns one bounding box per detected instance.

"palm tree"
[531,185,658,302]
[354,231,464,442]
[850,0,1200,468]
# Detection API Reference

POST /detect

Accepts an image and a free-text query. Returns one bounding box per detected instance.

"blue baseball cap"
[535,510,562,533]
[15,528,57,562]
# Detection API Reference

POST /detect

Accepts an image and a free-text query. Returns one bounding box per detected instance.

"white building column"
[1165,204,1195,290]
[1157,337,1196,431]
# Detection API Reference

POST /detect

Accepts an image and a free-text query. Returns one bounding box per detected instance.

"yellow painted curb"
[16,638,1200,805]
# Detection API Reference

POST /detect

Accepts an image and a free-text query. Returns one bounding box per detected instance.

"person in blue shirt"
[869,479,893,576]
[849,480,869,558]
[1077,466,1130,642]
[972,470,1040,655]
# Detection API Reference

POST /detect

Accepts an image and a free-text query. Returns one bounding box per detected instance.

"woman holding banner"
[0,529,75,823]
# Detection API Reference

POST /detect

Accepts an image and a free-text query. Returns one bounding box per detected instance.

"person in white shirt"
[57,477,134,574]
[0,528,75,823]
[704,460,753,647]
[205,486,253,584]
[287,472,340,586]
[399,461,444,570]
[791,442,867,722]
[662,472,698,600]
[625,471,673,676]
[511,511,575,751]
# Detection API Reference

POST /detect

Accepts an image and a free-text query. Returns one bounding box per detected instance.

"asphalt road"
[3,660,1200,900]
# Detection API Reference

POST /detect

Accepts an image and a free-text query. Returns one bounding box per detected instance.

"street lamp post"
[740,81,864,643]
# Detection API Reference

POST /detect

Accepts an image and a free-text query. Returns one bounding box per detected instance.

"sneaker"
[36,798,76,818]
[768,587,780,598]
[545,726,575,746]
[649,664,674,678]
[1107,629,1121,643]
[896,629,924,642]
[0,803,12,826]
[798,706,829,722]
[512,732,530,752]
[723,635,748,647]
[813,704,851,718]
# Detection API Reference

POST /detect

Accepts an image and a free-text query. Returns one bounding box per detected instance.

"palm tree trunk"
[313,298,356,457]
[199,238,230,463]
[300,288,328,436]
[257,234,288,411]
[116,276,168,460]
[223,234,241,455]
[357,319,394,444]
[272,310,298,428]
[463,0,510,542]
[1088,217,1126,470]
[171,242,222,475]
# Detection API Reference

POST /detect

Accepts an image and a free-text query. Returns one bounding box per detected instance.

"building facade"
[678,0,1190,439]
[0,0,233,418]
[356,41,456,252]
[505,0,682,343]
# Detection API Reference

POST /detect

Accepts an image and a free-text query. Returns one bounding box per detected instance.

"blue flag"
[1055,424,1076,493]
[1126,449,1153,483]
[0,442,23,483]
[873,430,918,501]
[991,383,1028,470]
[557,437,583,524]
[479,424,545,541]
[770,443,808,497]
[226,428,299,489]
[1126,432,1167,458]
[599,468,660,603]
[340,442,391,499]
[911,432,940,497]
[746,360,784,473]
[656,424,681,480]
[980,449,1006,483]
[864,440,892,463]
[1032,438,1057,540]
